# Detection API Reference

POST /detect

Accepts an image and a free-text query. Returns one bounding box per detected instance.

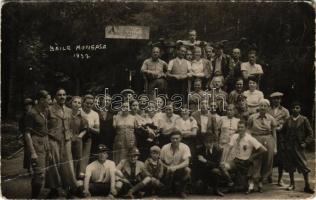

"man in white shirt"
[222,120,267,194]
[155,104,180,146]
[83,144,116,197]
[160,130,191,198]
[241,50,263,81]
[141,47,168,95]
[80,94,100,178]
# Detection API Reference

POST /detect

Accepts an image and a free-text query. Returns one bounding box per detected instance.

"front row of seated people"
[83,120,270,198]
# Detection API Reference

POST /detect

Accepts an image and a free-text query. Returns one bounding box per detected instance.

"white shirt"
[229,133,262,160]
[81,109,100,129]
[175,117,198,137]
[160,143,191,166]
[200,115,209,133]
[241,62,263,76]
[191,59,204,75]
[243,90,264,113]
[155,113,180,135]
[85,160,116,183]
[167,58,192,71]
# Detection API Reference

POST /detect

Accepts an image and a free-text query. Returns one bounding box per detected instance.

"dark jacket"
[196,145,223,169]
[211,53,231,79]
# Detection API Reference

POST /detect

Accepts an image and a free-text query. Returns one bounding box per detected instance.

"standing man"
[19,98,34,174]
[83,144,116,198]
[241,50,263,82]
[81,94,100,161]
[24,90,52,198]
[191,99,218,146]
[167,46,192,98]
[47,88,78,198]
[160,130,191,198]
[226,48,242,92]
[141,47,168,95]
[211,43,231,82]
[177,29,202,49]
[268,92,290,185]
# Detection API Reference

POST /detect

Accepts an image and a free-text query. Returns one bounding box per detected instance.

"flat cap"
[270,92,284,98]
[97,144,109,153]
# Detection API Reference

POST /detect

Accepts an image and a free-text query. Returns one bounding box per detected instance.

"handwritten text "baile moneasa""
[49,44,107,51]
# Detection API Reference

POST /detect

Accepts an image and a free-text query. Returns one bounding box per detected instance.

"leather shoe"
[286,185,295,191]
[214,189,224,197]
[245,188,253,195]
[304,187,315,194]
[179,192,187,198]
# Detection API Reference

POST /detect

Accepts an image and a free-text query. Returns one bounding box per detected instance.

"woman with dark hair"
[113,101,137,164]
[243,76,264,115]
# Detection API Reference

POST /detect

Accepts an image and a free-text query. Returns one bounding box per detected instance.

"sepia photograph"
[1,1,315,199]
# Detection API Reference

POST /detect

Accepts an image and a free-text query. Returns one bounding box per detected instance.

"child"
[282,102,314,194]
[144,146,166,194]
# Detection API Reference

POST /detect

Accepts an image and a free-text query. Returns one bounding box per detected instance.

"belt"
[252,133,271,136]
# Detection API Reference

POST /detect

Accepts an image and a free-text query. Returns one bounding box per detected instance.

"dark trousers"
[168,78,188,99]
[164,167,191,194]
[89,182,110,196]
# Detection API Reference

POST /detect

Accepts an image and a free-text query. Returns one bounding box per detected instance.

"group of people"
[19,29,315,199]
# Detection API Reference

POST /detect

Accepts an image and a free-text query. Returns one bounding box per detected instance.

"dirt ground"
[1,151,315,199]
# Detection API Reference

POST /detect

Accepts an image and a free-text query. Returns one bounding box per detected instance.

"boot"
[304,184,315,194]
[46,188,59,199]
[126,182,145,198]
[213,188,224,197]
[31,183,42,198]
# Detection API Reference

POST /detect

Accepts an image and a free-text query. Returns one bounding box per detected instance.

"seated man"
[115,147,152,198]
[160,130,191,198]
[221,120,267,194]
[83,144,116,198]
[196,134,231,196]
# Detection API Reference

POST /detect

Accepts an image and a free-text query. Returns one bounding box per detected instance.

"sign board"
[105,25,150,40]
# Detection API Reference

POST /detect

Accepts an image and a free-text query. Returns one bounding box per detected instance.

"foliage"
[1,2,315,119]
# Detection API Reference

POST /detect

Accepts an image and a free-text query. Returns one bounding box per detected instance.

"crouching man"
[83,144,116,198]
[160,130,191,198]
[196,134,232,196]
[115,147,152,198]
[221,120,267,194]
